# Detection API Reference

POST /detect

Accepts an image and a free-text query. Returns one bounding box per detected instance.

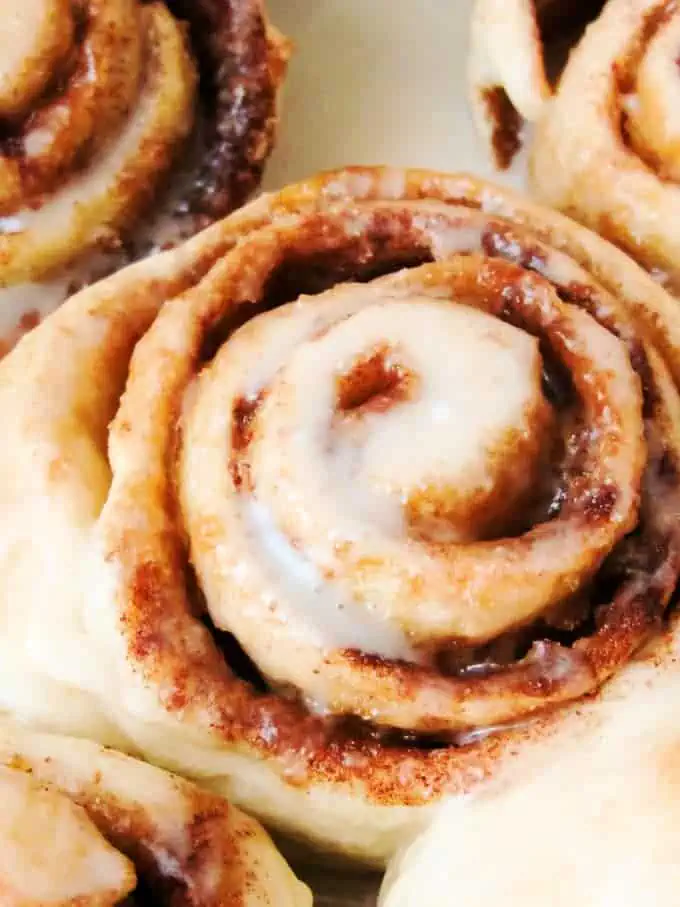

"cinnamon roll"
[468,0,603,168]
[1,166,679,864]
[0,0,289,286]
[469,0,680,292]
[530,0,680,291]
[0,720,310,906]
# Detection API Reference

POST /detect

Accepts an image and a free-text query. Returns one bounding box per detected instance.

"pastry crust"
[469,0,680,290]
[0,166,679,864]
[468,0,550,166]
[380,627,680,906]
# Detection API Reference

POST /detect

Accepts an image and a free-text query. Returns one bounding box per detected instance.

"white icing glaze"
[245,498,418,663]
[229,287,547,649]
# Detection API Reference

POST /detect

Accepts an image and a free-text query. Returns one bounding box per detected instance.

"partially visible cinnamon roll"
[1,166,679,863]
[0,0,289,286]
[530,0,680,291]
[0,720,310,907]
[469,0,680,293]
[468,0,603,168]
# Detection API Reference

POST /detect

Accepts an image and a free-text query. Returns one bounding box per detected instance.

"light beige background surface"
[264,0,525,191]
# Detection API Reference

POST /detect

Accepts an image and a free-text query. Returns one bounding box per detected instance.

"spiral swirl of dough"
[0,721,309,907]
[1,167,679,863]
[0,0,288,285]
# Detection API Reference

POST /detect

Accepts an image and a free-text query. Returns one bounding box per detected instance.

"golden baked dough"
[0,720,310,907]
[0,166,679,864]
[469,0,549,167]
[0,0,289,285]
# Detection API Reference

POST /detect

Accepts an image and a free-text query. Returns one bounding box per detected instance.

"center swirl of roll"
[174,225,647,733]
[256,299,551,547]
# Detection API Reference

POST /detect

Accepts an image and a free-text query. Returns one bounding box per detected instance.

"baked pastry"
[0,0,289,286]
[530,0,680,291]
[0,165,679,865]
[0,719,310,906]
[469,0,680,292]
[468,0,602,167]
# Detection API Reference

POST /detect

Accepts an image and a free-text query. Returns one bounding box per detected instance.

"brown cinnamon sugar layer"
[166,0,291,218]
[3,166,680,861]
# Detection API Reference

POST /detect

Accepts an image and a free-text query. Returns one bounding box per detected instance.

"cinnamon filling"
[335,347,415,417]
[481,87,523,171]
[613,0,677,95]
[229,391,265,490]
[166,0,290,218]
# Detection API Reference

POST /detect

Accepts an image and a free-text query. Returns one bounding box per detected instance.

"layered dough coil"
[469,0,680,290]
[0,0,288,285]
[0,720,310,907]
[1,166,680,864]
